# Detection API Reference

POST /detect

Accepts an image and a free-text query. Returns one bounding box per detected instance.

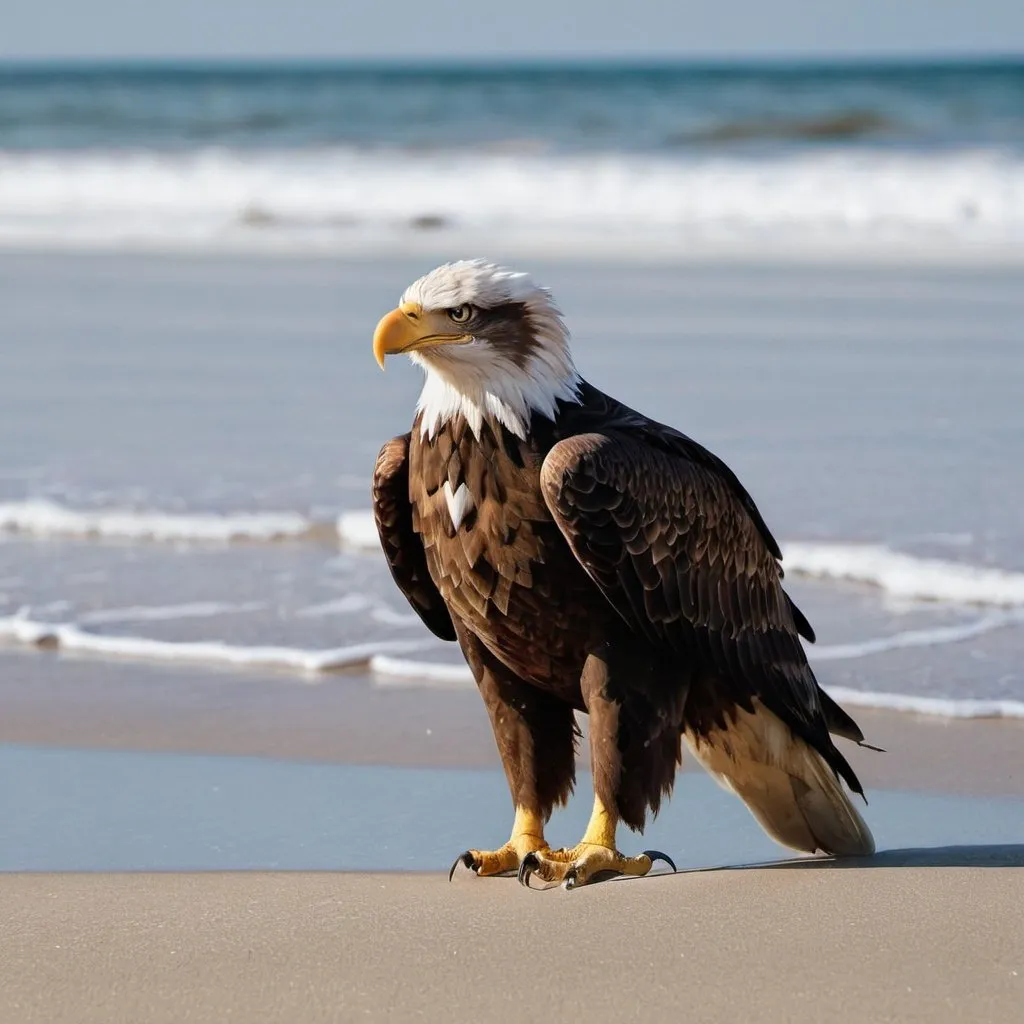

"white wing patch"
[443,481,475,530]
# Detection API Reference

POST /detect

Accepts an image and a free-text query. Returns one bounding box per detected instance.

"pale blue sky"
[4,0,1024,61]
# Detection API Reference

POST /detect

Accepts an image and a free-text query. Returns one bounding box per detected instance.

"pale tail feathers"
[684,700,875,857]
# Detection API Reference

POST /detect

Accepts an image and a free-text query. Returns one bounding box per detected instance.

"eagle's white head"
[372,260,580,440]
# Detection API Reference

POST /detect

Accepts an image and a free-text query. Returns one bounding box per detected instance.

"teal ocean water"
[1,60,1023,252]
[4,61,1024,151]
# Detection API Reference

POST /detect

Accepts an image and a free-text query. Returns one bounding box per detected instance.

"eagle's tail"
[684,700,875,857]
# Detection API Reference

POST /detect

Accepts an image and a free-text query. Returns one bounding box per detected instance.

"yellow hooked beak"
[372,301,473,369]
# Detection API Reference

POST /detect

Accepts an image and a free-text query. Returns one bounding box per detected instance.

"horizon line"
[1,52,1023,70]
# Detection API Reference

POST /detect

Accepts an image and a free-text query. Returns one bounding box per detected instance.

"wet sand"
[1,651,1022,797]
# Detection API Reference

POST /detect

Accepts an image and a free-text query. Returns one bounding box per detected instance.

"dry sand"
[3,866,1023,1024]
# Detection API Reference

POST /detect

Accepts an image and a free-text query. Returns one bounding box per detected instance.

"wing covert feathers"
[372,434,456,641]
[540,429,866,798]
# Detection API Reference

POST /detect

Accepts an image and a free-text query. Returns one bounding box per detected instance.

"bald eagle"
[372,260,874,888]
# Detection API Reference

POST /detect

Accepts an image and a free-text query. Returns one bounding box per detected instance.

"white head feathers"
[402,260,580,440]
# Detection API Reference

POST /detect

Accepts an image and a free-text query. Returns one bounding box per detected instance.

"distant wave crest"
[1,147,1023,255]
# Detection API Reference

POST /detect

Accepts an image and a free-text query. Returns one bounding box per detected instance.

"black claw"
[448,851,475,882]
[563,867,579,891]
[643,849,678,873]
[518,851,540,888]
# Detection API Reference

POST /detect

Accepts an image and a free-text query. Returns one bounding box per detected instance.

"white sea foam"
[784,542,1024,607]
[294,595,374,618]
[1,147,1023,257]
[370,655,475,688]
[340,512,1024,610]
[371,654,1024,717]
[0,499,313,543]
[78,601,267,626]
[823,685,1024,720]
[0,607,1018,716]
[812,612,1024,661]
[0,610,430,674]
[370,606,423,627]
[337,510,380,551]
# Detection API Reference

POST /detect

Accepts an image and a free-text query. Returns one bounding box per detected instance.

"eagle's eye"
[447,305,473,325]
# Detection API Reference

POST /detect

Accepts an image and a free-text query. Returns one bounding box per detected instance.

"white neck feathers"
[416,362,580,441]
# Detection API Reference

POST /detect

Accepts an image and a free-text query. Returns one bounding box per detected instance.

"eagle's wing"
[373,434,456,641]
[540,429,862,793]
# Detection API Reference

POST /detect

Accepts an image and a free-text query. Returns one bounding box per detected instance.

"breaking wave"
[784,542,1024,607]
[336,510,380,551]
[822,686,1024,720]
[812,612,1024,661]
[3,502,1023,718]
[0,611,430,674]
[7,502,1024,610]
[0,499,315,544]
[1,147,1023,256]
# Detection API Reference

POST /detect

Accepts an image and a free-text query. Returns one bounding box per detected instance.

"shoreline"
[2,652,1022,798]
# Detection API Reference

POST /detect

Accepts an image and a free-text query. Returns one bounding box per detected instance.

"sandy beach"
[4,865,1023,1024]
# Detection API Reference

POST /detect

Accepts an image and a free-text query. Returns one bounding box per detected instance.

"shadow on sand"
[583,844,1024,889]
[717,843,1024,871]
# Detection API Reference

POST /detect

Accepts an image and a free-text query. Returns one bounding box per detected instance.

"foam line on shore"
[336,511,380,551]
[812,611,1024,661]
[0,610,1020,718]
[784,542,1024,607]
[78,601,267,626]
[369,655,474,687]
[0,500,314,544]
[0,611,429,674]
[823,685,1024,720]
[9,500,1024,615]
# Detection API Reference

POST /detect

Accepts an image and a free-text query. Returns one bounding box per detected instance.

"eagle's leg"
[518,648,678,889]
[450,627,577,879]
[519,793,657,889]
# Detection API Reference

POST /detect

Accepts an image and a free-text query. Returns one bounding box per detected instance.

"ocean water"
[1,61,1024,255]
[0,253,1022,719]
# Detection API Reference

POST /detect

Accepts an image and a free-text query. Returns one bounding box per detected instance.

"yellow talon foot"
[448,809,550,880]
[450,838,548,879]
[517,845,676,889]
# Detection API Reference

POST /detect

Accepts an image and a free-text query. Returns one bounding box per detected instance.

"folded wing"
[372,434,456,642]
[539,429,864,798]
